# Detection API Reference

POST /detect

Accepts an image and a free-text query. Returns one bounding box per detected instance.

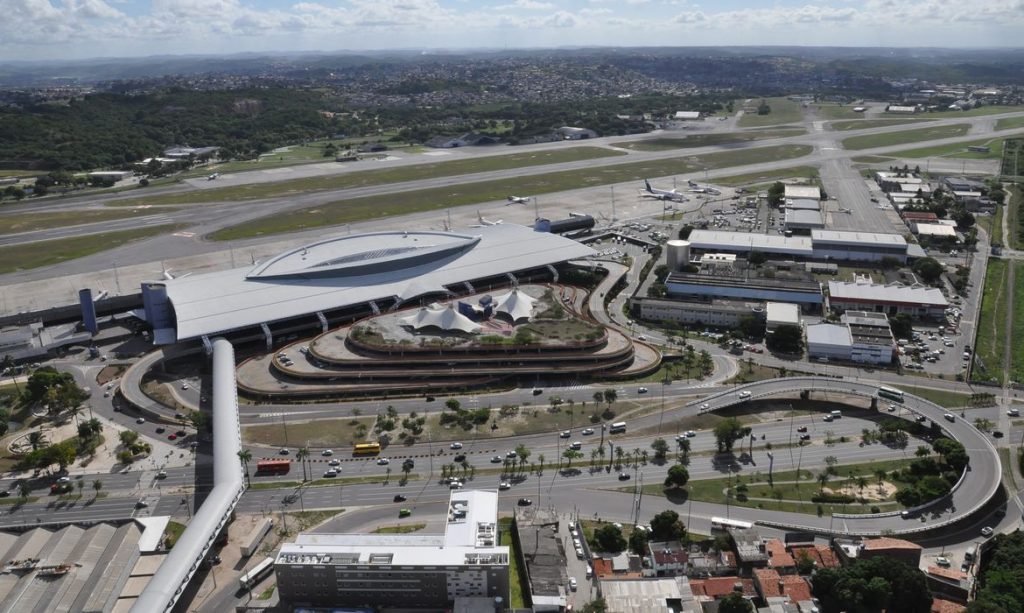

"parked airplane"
[207,172,220,181]
[507,195,531,205]
[687,179,721,195]
[640,179,685,202]
[472,212,503,227]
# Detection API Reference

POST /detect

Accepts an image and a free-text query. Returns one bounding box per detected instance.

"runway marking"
[172,231,196,238]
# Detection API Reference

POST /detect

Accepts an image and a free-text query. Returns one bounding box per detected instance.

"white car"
[569,577,578,591]
[981,526,994,537]
[684,430,696,438]
[1008,408,1020,417]
[581,428,595,435]
[450,442,463,450]
[499,482,511,490]
[136,417,146,424]
[377,458,390,465]
[328,459,341,467]
[737,391,752,399]
[560,430,571,438]
[323,469,338,478]
[700,403,709,410]
[181,383,189,390]
[449,481,463,490]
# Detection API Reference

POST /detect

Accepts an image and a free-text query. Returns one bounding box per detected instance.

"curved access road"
[690,377,1002,536]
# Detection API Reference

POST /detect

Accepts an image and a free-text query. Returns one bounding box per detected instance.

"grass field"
[992,204,1004,245]
[372,523,426,534]
[610,128,805,151]
[997,116,1024,131]
[243,416,376,447]
[887,137,1008,160]
[1010,262,1024,384]
[212,144,814,240]
[0,208,178,236]
[842,124,971,150]
[829,118,933,132]
[1001,139,1024,177]
[891,386,970,408]
[1009,187,1022,249]
[113,147,626,207]
[809,104,868,120]
[923,106,1024,118]
[0,224,183,274]
[698,165,819,187]
[0,170,44,178]
[851,155,895,164]
[639,458,918,515]
[499,517,527,608]
[737,97,804,127]
[975,258,1009,384]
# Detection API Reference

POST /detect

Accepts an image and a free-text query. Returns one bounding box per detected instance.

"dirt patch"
[824,481,897,502]
[96,365,128,386]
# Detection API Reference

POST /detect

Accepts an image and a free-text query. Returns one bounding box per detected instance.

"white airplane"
[687,179,721,195]
[506,195,531,205]
[641,179,686,202]
[472,212,503,227]
[207,172,220,181]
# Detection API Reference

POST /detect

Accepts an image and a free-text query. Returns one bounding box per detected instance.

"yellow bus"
[353,442,382,456]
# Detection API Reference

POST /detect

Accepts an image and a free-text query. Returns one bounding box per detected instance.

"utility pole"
[610,186,616,222]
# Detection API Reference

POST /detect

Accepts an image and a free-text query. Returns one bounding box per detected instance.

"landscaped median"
[840,124,971,150]
[210,144,814,240]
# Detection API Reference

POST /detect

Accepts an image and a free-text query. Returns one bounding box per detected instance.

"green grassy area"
[0,224,184,274]
[637,458,918,515]
[891,386,970,408]
[0,170,44,178]
[247,473,418,489]
[1001,139,1024,178]
[923,106,1023,118]
[0,208,179,236]
[809,104,868,120]
[712,165,819,187]
[851,155,896,164]
[212,144,813,240]
[1010,262,1024,384]
[1009,187,1022,249]
[975,258,1009,384]
[887,137,1009,160]
[164,520,187,549]
[993,204,1004,245]
[830,118,933,132]
[997,116,1024,131]
[727,364,794,385]
[610,128,805,151]
[499,517,526,608]
[737,97,804,127]
[243,417,377,447]
[257,585,276,600]
[841,124,971,150]
[288,509,345,532]
[373,522,426,534]
[113,147,626,207]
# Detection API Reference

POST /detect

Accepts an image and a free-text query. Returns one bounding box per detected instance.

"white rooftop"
[766,302,801,325]
[915,223,957,238]
[686,230,814,256]
[806,323,852,347]
[402,304,481,334]
[829,280,948,307]
[159,224,595,342]
[493,288,537,322]
[784,185,821,200]
[811,230,908,248]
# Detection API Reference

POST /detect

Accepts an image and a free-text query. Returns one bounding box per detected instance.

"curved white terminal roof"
[494,288,536,322]
[160,224,595,342]
[401,304,481,334]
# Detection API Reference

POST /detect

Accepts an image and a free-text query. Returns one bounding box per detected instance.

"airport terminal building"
[140,224,595,348]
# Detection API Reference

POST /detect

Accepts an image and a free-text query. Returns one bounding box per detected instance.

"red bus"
[255,459,291,475]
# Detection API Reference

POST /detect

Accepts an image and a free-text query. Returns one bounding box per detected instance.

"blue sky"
[2,0,1023,62]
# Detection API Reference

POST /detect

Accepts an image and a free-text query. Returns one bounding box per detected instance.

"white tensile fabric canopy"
[493,288,536,322]
[401,304,481,334]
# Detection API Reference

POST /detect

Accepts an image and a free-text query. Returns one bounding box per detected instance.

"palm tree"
[615,446,625,467]
[67,404,82,425]
[537,453,545,474]
[92,479,102,498]
[817,472,829,493]
[76,480,85,499]
[18,481,30,502]
[87,418,102,438]
[856,476,868,493]
[28,431,46,451]
[296,447,310,481]
[515,444,530,473]
[237,449,252,485]
[1,355,19,395]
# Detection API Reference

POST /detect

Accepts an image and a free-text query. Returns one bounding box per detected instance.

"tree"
[911,257,944,284]
[119,430,139,447]
[628,526,650,555]
[737,315,766,339]
[767,181,786,208]
[767,324,804,354]
[713,417,745,452]
[515,444,530,472]
[748,251,767,266]
[296,447,310,481]
[651,438,669,460]
[796,549,816,574]
[580,598,608,613]
[238,449,252,485]
[445,398,461,411]
[664,464,690,489]
[562,448,583,469]
[593,524,626,553]
[602,389,618,406]
[76,479,85,499]
[18,481,30,502]
[92,479,103,498]
[28,431,46,451]
[649,509,686,541]
[889,313,913,340]
[1,354,19,395]
[537,453,545,474]
[719,592,753,613]
[811,555,931,613]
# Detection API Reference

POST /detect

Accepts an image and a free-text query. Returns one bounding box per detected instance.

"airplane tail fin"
[477,211,483,223]
[644,179,652,192]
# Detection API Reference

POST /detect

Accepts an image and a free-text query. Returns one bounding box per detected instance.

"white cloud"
[500,0,555,10]
[542,10,577,28]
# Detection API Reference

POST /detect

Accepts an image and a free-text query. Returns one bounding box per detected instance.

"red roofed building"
[838,537,922,567]
[781,575,813,603]
[647,541,688,576]
[765,539,796,572]
[903,211,939,222]
[689,576,757,601]
[788,544,839,570]
[753,568,783,599]
[932,597,967,613]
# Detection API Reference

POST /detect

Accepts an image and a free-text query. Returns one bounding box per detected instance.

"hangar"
[141,224,595,346]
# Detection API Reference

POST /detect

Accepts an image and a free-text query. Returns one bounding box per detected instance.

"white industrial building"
[828,280,948,319]
[784,185,821,200]
[806,311,894,365]
[785,198,821,211]
[913,223,958,240]
[784,209,825,231]
[674,111,702,120]
[685,229,912,263]
[766,302,801,331]
[635,297,765,328]
[275,490,509,609]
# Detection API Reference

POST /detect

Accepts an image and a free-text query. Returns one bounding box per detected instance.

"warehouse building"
[811,230,912,263]
[784,185,822,201]
[685,229,913,263]
[828,280,948,319]
[806,312,893,365]
[633,297,764,328]
[275,490,509,609]
[766,302,801,332]
[784,208,825,231]
[666,271,823,310]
